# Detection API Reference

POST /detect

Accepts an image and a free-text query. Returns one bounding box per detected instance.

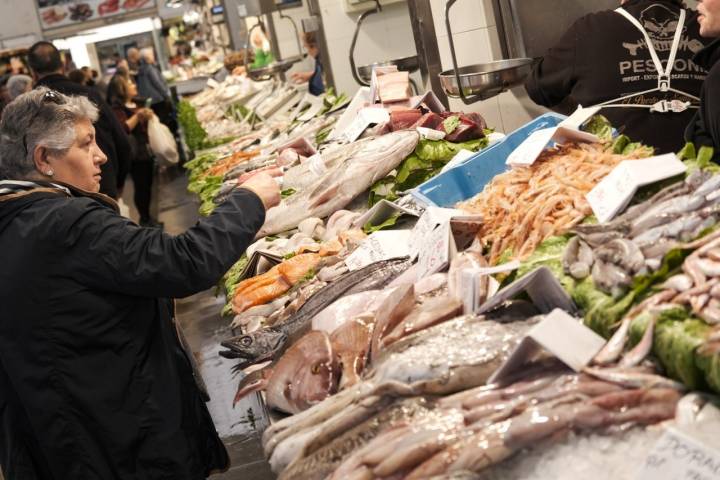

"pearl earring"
[45,170,54,177]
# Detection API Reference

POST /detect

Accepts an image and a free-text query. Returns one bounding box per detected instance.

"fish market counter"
[177,73,720,479]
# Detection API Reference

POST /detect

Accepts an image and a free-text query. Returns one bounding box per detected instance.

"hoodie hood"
[0,179,118,234]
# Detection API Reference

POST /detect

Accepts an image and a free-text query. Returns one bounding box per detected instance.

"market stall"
[173,32,720,478]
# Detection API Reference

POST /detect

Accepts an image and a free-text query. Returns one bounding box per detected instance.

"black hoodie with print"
[525,0,707,154]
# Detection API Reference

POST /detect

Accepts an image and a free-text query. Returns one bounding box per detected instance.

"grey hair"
[0,87,99,180]
[140,47,155,62]
[7,75,32,100]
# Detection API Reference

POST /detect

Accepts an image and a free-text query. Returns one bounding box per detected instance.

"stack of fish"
[458,142,652,264]
[259,304,687,480]
[258,130,419,237]
[566,170,720,296]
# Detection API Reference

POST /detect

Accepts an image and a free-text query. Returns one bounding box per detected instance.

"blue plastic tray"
[412,112,567,207]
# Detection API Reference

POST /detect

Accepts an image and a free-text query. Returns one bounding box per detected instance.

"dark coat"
[525,0,707,154]
[34,74,133,199]
[0,183,265,479]
[135,61,170,106]
[685,38,720,157]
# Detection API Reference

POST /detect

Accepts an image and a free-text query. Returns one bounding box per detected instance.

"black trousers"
[131,161,154,222]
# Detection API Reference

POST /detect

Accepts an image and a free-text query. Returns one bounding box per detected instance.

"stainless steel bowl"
[439,58,533,100]
[357,55,420,84]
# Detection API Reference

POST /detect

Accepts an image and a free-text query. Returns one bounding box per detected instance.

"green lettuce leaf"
[369,137,488,206]
[582,114,614,141]
[443,116,460,134]
[363,211,405,234]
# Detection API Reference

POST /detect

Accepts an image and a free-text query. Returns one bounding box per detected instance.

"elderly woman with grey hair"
[0,88,279,479]
[6,74,32,100]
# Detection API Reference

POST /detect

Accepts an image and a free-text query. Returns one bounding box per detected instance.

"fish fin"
[233,367,273,406]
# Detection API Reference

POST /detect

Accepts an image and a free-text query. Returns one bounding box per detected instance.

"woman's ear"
[32,145,52,175]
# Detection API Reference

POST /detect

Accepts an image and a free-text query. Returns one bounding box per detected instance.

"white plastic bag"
[147,115,179,166]
[117,198,131,218]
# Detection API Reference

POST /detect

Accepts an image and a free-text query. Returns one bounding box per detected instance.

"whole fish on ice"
[258,131,419,237]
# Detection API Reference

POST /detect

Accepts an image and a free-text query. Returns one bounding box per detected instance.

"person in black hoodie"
[525,0,708,154]
[685,0,720,154]
[28,41,132,199]
[0,88,279,479]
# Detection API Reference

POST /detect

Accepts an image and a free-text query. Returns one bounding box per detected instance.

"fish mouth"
[219,330,287,362]
[219,339,257,359]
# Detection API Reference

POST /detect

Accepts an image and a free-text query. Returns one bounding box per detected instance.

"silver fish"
[282,140,366,192]
[219,258,412,366]
[258,131,419,237]
[593,316,632,366]
[619,313,657,368]
[693,172,720,197]
[630,194,706,234]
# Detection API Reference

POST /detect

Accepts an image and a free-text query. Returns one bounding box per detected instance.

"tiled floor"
[149,167,275,480]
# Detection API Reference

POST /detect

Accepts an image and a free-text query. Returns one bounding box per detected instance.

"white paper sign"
[506,127,556,167]
[417,221,455,280]
[587,153,687,223]
[344,230,412,271]
[488,308,605,384]
[206,78,220,89]
[409,207,464,260]
[636,427,720,480]
[506,126,600,167]
[441,149,476,173]
[352,199,419,230]
[342,107,391,142]
[409,91,447,113]
[328,87,371,141]
[559,105,602,129]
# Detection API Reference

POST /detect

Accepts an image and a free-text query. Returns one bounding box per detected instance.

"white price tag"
[559,105,602,129]
[489,308,605,384]
[636,427,720,480]
[409,91,446,113]
[475,261,521,275]
[587,153,687,223]
[507,126,600,167]
[342,107,390,143]
[409,207,464,260]
[328,87,372,141]
[206,78,220,89]
[417,221,454,280]
[344,230,412,271]
[506,127,557,167]
[441,149,476,173]
[352,199,419,230]
[586,163,636,223]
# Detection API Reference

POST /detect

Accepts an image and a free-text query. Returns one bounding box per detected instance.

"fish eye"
[240,336,253,347]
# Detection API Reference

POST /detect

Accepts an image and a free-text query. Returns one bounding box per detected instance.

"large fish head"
[220,328,288,364]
